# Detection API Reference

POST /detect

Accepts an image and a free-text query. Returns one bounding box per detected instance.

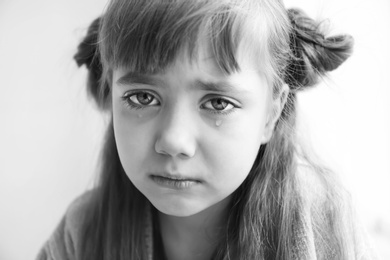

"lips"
[153,173,197,180]
[150,173,201,189]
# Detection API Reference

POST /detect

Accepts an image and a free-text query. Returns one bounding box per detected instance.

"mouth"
[150,174,201,189]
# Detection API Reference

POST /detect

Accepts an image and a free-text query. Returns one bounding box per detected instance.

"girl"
[37,0,375,259]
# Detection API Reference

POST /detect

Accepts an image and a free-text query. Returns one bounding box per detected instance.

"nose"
[154,105,196,159]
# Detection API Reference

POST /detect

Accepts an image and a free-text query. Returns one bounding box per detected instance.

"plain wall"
[0,0,389,259]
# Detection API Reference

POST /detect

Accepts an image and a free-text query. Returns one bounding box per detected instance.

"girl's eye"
[123,91,160,108]
[201,98,236,114]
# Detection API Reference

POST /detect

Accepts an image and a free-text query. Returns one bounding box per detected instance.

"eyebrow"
[116,72,245,94]
[194,80,239,93]
[116,72,161,86]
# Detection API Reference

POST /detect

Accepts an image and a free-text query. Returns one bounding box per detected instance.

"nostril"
[155,147,169,156]
[154,109,197,158]
[154,133,196,159]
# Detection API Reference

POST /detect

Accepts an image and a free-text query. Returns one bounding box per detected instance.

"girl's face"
[112,46,274,217]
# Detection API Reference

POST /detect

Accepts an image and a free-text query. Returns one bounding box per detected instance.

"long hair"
[74,0,354,259]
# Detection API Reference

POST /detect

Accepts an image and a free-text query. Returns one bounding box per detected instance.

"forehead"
[114,31,268,82]
[113,45,270,99]
[114,35,258,77]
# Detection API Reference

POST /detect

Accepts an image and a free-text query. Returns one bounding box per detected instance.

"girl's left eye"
[201,98,237,114]
[123,91,160,108]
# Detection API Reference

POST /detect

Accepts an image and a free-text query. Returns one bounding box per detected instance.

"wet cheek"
[204,118,264,185]
[214,111,265,146]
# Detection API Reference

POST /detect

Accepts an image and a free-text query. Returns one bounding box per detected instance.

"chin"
[149,197,206,217]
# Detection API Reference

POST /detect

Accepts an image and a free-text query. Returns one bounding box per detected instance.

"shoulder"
[295,161,330,206]
[36,190,97,260]
[65,189,97,232]
[295,161,378,259]
[295,160,352,220]
[295,160,355,216]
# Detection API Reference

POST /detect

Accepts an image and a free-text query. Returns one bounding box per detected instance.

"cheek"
[112,108,154,178]
[204,111,266,190]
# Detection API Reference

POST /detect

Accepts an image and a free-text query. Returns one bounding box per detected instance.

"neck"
[158,196,231,260]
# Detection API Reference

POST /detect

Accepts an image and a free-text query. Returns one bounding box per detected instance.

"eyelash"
[121,91,239,115]
[200,98,238,116]
[121,91,160,110]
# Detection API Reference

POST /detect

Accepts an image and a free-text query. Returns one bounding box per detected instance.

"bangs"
[99,0,247,75]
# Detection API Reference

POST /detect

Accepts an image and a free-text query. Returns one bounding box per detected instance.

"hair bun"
[74,17,107,108]
[285,8,354,89]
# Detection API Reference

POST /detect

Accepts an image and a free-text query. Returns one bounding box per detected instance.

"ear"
[261,84,289,144]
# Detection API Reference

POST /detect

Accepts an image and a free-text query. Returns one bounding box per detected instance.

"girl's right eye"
[122,91,160,109]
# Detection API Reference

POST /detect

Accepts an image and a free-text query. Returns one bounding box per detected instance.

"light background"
[0,0,389,259]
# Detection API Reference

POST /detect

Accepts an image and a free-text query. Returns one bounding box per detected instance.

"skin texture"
[111,45,288,259]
